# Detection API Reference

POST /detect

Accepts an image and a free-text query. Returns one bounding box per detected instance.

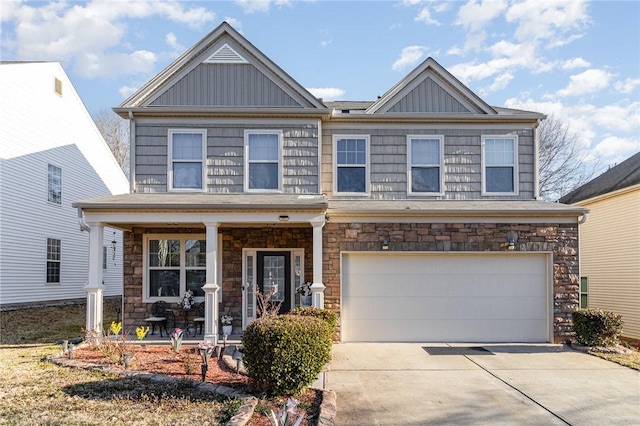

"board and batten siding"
[387,77,472,113]
[134,120,319,194]
[578,188,640,339]
[322,126,535,200]
[0,62,129,306]
[149,63,302,108]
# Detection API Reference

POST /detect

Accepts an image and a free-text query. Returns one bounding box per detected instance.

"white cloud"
[594,102,640,133]
[392,45,426,71]
[487,72,513,92]
[415,7,440,25]
[557,69,612,97]
[505,0,589,44]
[234,0,290,14]
[119,85,139,99]
[165,32,183,51]
[561,57,590,70]
[615,77,640,94]
[224,17,242,31]
[306,87,345,101]
[3,0,215,78]
[593,136,640,164]
[456,0,507,32]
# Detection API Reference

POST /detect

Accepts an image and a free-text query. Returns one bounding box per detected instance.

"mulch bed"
[73,344,321,426]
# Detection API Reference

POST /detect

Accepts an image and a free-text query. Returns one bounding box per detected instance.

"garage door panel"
[342,253,549,342]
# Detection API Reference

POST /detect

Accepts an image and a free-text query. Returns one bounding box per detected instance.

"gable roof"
[115,22,327,115]
[559,151,640,204]
[366,57,497,115]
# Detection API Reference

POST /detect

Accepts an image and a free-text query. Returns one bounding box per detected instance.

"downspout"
[77,208,90,232]
[533,118,542,200]
[317,119,323,195]
[578,212,589,224]
[128,111,136,193]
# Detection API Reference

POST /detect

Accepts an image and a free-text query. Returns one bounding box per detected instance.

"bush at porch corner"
[242,315,332,397]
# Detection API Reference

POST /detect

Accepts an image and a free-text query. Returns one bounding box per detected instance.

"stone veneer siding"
[322,222,579,343]
[122,227,313,330]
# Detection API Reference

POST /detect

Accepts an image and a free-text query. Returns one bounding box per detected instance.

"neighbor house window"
[334,135,369,194]
[168,129,206,191]
[46,238,61,283]
[407,136,444,194]
[145,235,206,300]
[48,164,62,204]
[482,136,518,194]
[580,276,588,308]
[245,130,282,191]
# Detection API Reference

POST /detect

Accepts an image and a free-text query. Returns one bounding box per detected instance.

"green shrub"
[572,308,623,346]
[242,315,332,396]
[289,307,337,333]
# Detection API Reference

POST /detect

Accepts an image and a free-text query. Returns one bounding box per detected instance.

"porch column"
[202,222,219,345]
[310,219,326,308]
[85,223,105,343]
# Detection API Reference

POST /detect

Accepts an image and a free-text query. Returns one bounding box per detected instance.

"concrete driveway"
[325,343,640,425]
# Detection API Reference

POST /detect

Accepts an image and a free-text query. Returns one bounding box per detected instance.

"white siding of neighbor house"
[578,187,640,340]
[0,62,129,306]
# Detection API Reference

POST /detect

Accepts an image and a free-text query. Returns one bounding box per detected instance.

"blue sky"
[2,0,639,173]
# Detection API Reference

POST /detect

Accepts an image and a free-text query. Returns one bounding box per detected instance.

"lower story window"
[580,276,588,308]
[46,238,61,283]
[146,235,206,300]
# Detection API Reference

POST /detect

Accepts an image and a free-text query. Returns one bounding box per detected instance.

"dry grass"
[0,300,239,425]
[587,338,640,371]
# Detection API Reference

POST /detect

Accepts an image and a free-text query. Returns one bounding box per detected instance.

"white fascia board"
[82,211,326,225]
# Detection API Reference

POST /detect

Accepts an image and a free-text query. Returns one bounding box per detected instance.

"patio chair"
[192,302,205,335]
[144,300,168,337]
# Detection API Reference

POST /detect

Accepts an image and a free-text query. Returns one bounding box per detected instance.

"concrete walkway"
[326,343,640,425]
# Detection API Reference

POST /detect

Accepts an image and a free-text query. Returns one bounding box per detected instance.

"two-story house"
[0,62,129,308]
[74,22,586,344]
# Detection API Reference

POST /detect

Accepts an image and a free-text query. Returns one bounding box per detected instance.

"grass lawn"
[0,299,239,425]
[587,338,640,371]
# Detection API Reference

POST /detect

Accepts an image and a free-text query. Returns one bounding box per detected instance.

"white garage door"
[342,253,550,343]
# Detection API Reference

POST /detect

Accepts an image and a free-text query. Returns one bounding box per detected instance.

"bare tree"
[538,116,598,201]
[93,108,129,175]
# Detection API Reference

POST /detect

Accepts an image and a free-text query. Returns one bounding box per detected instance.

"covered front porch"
[73,194,328,346]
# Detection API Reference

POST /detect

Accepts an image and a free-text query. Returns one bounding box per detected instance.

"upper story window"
[334,135,369,194]
[245,130,282,192]
[46,238,61,284]
[168,129,206,191]
[482,136,518,195]
[407,136,444,195]
[47,164,62,204]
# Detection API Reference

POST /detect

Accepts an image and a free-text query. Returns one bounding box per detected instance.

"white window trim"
[333,134,371,196]
[167,129,207,192]
[46,237,61,285]
[47,163,62,205]
[143,234,207,303]
[244,129,283,193]
[407,135,445,196]
[481,135,519,196]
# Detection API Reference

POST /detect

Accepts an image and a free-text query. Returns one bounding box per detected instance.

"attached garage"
[341,252,551,343]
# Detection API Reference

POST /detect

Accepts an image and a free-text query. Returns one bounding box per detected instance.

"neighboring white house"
[0,62,129,307]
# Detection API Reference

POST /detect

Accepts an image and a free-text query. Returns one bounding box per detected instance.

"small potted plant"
[179,290,194,310]
[296,282,312,307]
[221,314,233,336]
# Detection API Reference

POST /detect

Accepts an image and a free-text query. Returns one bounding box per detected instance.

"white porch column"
[310,219,326,308]
[85,223,105,343]
[202,222,219,345]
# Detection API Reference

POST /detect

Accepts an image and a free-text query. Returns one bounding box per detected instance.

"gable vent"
[203,43,249,64]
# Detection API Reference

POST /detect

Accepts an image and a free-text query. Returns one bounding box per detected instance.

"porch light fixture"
[279,215,289,222]
[506,231,518,251]
[382,239,389,250]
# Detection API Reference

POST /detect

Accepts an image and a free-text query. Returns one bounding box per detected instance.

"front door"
[257,251,291,315]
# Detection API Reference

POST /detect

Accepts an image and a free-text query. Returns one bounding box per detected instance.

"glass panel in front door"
[257,251,291,314]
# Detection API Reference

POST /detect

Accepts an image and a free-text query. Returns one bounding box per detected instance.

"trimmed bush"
[242,315,332,396]
[289,307,337,333]
[572,308,623,347]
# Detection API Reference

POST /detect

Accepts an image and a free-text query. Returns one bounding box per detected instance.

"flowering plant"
[221,315,233,326]
[170,328,184,353]
[179,290,194,309]
[135,325,150,340]
[270,398,304,426]
[198,341,215,363]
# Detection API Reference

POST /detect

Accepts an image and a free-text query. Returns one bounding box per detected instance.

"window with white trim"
[407,136,444,194]
[334,135,369,194]
[145,235,206,300]
[168,129,206,191]
[580,276,588,308]
[46,238,61,284]
[48,164,62,204]
[245,130,282,191]
[482,136,518,194]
